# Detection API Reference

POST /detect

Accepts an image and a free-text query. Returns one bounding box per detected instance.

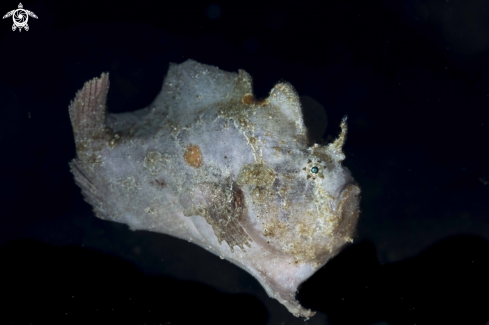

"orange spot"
[242,93,255,105]
[184,144,203,168]
[242,93,269,106]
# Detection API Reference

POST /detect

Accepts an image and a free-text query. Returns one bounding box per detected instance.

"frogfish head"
[235,113,360,268]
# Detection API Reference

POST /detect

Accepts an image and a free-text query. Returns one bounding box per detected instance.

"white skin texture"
[68,60,360,318]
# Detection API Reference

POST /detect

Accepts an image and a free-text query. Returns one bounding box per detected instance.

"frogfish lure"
[68,59,361,318]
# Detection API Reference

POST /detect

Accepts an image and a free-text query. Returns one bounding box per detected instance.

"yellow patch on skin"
[242,93,269,106]
[184,144,203,168]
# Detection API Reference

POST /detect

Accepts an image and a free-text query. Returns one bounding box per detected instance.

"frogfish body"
[68,59,360,318]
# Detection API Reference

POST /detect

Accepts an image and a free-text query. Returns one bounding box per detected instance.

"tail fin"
[70,159,115,221]
[68,73,110,154]
[69,73,121,221]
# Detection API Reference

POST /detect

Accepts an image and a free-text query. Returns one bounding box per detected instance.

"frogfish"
[68,59,361,318]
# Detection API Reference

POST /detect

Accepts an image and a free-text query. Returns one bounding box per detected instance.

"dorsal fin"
[268,82,306,136]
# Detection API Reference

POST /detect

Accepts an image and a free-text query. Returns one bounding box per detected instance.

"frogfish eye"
[311,166,319,174]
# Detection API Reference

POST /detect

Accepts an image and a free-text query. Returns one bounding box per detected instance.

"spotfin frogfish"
[68,59,361,318]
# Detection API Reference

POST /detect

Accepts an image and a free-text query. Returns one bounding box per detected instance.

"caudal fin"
[68,73,110,155]
[69,73,121,220]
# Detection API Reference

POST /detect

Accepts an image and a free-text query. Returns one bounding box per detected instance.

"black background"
[0,0,488,324]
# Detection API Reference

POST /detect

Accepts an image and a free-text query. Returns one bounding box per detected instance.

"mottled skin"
[68,60,360,318]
